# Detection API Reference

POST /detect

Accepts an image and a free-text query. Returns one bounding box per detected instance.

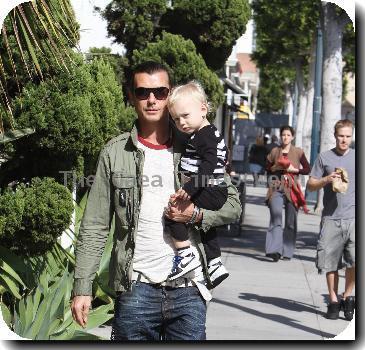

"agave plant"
[0,189,116,340]
[0,241,115,340]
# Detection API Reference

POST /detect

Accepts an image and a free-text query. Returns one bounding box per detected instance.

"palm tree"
[0,0,79,143]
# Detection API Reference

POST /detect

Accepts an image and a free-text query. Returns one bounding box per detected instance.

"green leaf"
[0,247,27,274]
[0,273,21,299]
[47,318,62,338]
[0,261,26,288]
[32,286,41,318]
[18,298,27,333]
[35,303,51,340]
[24,293,51,339]
[16,11,43,78]
[71,330,106,341]
[55,243,75,266]
[51,311,73,335]
[0,128,35,143]
[23,293,34,332]
[13,307,24,336]
[49,270,69,320]
[10,14,32,79]
[50,322,75,340]
[0,302,12,327]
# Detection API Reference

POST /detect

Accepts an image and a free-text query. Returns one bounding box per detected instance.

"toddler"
[165,81,229,289]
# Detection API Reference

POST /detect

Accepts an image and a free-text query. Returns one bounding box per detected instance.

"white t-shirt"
[132,139,204,285]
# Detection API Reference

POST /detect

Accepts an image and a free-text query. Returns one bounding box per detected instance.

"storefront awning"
[255,113,289,128]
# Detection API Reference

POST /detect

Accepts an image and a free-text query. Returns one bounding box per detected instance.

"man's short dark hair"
[127,61,173,91]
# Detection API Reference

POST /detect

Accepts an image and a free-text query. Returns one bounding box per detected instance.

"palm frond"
[0,0,79,136]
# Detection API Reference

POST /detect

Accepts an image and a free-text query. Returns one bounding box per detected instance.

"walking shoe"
[341,296,355,321]
[266,253,281,262]
[168,252,200,280]
[326,302,341,320]
[208,258,229,289]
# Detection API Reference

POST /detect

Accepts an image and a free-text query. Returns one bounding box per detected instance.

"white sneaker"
[168,251,201,280]
[208,258,229,289]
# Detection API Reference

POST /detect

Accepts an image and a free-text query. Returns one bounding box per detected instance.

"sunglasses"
[134,87,170,100]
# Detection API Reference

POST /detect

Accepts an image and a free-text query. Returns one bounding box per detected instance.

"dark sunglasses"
[134,87,170,100]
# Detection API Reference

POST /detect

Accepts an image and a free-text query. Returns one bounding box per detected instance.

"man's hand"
[165,198,195,223]
[71,295,92,328]
[170,188,191,202]
[307,171,341,192]
[324,171,341,184]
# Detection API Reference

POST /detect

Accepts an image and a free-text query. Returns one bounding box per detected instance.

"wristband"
[187,205,200,225]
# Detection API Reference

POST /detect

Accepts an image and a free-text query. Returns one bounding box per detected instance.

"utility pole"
[306,22,323,204]
[310,22,323,166]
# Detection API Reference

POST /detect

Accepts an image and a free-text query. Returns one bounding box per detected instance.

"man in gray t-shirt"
[307,119,355,321]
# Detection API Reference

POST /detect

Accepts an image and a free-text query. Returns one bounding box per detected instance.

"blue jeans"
[111,281,207,340]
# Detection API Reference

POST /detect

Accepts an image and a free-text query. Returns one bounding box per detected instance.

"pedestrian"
[249,136,267,186]
[164,81,229,288]
[70,61,241,340]
[307,119,355,321]
[265,125,310,262]
[265,134,280,154]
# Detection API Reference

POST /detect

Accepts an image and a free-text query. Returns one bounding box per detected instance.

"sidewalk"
[207,185,355,340]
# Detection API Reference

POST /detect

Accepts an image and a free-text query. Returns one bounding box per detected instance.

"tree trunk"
[302,39,316,159]
[320,3,345,152]
[284,84,294,126]
[315,3,349,212]
[294,60,307,148]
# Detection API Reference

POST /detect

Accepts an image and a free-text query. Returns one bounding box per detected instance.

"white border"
[0,0,358,345]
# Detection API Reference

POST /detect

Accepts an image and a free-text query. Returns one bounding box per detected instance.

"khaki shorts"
[316,217,355,274]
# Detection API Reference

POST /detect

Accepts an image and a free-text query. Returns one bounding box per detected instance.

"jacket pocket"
[112,173,135,226]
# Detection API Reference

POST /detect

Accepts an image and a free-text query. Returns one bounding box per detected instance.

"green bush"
[0,178,73,256]
[0,189,25,238]
[2,55,135,186]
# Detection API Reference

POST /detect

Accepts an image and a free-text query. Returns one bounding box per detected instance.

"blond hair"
[334,119,353,134]
[168,80,211,112]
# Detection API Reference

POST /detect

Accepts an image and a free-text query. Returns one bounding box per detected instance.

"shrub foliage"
[0,178,73,255]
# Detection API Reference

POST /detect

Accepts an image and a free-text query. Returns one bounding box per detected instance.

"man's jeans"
[111,281,207,340]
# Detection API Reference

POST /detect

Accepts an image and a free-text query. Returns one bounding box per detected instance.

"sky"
[70,0,125,54]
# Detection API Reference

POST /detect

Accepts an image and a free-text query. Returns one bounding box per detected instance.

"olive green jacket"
[73,124,241,296]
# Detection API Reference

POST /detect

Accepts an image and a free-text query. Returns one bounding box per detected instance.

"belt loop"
[137,273,142,282]
[184,278,188,288]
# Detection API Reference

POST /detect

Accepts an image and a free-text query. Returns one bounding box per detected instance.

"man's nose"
[147,92,157,103]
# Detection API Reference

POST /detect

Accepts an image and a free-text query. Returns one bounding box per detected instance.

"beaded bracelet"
[187,205,200,225]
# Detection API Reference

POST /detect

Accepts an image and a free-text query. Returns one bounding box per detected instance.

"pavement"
[89,184,355,341]
[207,185,355,340]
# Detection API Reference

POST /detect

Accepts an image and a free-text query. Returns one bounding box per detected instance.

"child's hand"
[175,188,191,201]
